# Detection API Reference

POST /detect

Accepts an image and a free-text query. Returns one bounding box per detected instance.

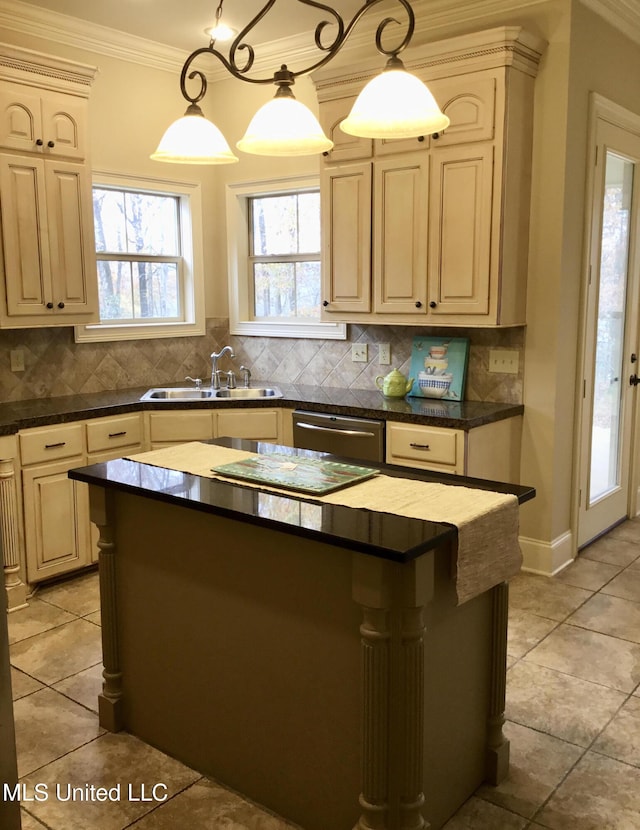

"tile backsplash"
[0,320,524,404]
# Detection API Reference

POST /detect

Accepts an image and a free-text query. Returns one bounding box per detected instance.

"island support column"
[352,552,435,830]
[89,485,124,732]
[0,450,27,613]
[485,581,510,784]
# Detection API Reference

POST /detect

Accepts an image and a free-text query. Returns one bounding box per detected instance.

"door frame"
[574,93,640,548]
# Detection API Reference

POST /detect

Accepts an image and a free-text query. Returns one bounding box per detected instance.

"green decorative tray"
[212,453,378,495]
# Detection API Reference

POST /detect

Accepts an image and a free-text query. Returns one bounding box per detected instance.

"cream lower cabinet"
[20,423,91,583]
[147,408,284,449]
[386,417,522,483]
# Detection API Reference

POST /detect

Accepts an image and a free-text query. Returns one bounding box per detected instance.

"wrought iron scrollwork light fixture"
[151,0,450,164]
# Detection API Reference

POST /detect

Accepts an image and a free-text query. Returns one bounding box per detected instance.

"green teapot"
[375,368,413,398]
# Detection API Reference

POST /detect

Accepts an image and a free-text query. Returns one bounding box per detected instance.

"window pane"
[97,260,179,321]
[297,191,321,253]
[295,262,321,318]
[93,188,179,256]
[254,263,296,317]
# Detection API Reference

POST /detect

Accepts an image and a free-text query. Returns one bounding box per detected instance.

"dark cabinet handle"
[323,300,329,307]
[46,302,54,309]
[417,135,425,143]
[429,301,437,309]
[45,441,66,449]
[58,302,65,309]
[47,141,55,148]
[108,431,127,438]
[36,138,43,146]
[415,301,422,308]
[432,132,441,140]
[409,443,430,451]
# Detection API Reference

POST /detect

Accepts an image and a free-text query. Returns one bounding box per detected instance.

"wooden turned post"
[485,581,510,784]
[0,458,27,612]
[89,486,124,732]
[399,606,427,830]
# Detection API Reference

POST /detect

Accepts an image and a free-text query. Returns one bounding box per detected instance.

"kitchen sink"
[140,386,282,402]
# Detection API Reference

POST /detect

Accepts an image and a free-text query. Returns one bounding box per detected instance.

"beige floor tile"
[21,732,200,830]
[53,663,103,713]
[506,662,626,746]
[476,721,582,818]
[523,624,640,693]
[127,778,298,829]
[442,795,527,829]
[37,570,100,616]
[7,598,76,645]
[607,520,640,544]
[20,810,49,829]
[536,751,640,829]
[581,535,640,567]
[10,667,44,700]
[567,593,640,644]
[507,609,558,659]
[554,557,622,591]
[13,687,103,777]
[509,573,592,621]
[10,619,102,685]
[84,610,102,626]
[592,695,640,767]
[601,569,640,603]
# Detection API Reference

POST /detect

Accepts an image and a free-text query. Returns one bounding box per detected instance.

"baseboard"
[518,531,574,576]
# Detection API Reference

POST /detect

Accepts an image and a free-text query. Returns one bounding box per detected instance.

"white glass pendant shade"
[340,64,450,139]
[237,91,333,157]
[151,104,238,164]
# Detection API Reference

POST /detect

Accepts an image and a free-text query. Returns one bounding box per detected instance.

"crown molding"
[580,0,640,45]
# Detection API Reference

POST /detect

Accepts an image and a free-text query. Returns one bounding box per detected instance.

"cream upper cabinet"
[315,27,545,328]
[0,44,98,327]
[0,82,88,160]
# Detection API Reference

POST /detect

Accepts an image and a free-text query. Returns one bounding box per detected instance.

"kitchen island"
[69,439,534,830]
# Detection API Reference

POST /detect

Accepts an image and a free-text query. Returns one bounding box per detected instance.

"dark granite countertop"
[0,383,523,436]
[69,438,534,564]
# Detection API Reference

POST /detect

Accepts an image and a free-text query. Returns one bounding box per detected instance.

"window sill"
[74,319,205,343]
[229,319,346,340]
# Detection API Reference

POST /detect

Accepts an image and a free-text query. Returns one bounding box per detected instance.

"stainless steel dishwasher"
[292,409,385,462]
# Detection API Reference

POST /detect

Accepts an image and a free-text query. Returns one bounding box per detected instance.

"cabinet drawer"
[386,423,461,467]
[216,409,280,441]
[148,412,213,444]
[20,423,84,466]
[86,415,142,453]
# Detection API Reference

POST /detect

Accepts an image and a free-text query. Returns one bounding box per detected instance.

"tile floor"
[7,519,640,829]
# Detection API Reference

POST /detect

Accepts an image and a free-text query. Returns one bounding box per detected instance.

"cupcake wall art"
[407,336,470,400]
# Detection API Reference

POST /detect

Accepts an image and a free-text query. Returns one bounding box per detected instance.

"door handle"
[630,374,639,386]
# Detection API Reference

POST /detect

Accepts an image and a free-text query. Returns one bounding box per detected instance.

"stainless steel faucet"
[210,346,235,389]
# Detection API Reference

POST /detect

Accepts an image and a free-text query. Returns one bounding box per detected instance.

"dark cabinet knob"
[415,301,422,308]
[47,141,55,148]
[323,300,329,307]
[432,132,441,140]
[417,135,425,143]
[57,301,65,309]
[429,301,437,309]
[46,302,53,309]
[36,138,43,146]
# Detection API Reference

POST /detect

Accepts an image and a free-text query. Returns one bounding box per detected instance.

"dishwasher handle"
[295,422,378,439]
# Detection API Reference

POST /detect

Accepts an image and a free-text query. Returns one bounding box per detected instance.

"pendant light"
[151,0,448,163]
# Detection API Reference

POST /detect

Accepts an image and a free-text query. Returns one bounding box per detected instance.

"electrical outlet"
[351,343,368,363]
[488,348,519,374]
[10,349,24,372]
[378,343,391,365]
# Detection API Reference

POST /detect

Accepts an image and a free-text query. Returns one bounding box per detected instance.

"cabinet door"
[215,409,281,442]
[0,154,52,316]
[44,159,98,317]
[321,162,372,313]
[22,457,92,582]
[0,84,43,153]
[373,152,429,314]
[148,411,214,448]
[429,75,496,147]
[319,96,372,163]
[428,144,494,317]
[40,93,87,160]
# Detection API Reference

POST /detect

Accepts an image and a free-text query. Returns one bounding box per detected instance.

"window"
[227,176,345,339]
[75,172,205,342]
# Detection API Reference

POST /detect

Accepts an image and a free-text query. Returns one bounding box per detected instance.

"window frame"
[226,175,346,339]
[74,171,205,343]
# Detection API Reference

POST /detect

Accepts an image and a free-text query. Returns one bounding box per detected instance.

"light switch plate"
[488,348,519,374]
[352,343,368,362]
